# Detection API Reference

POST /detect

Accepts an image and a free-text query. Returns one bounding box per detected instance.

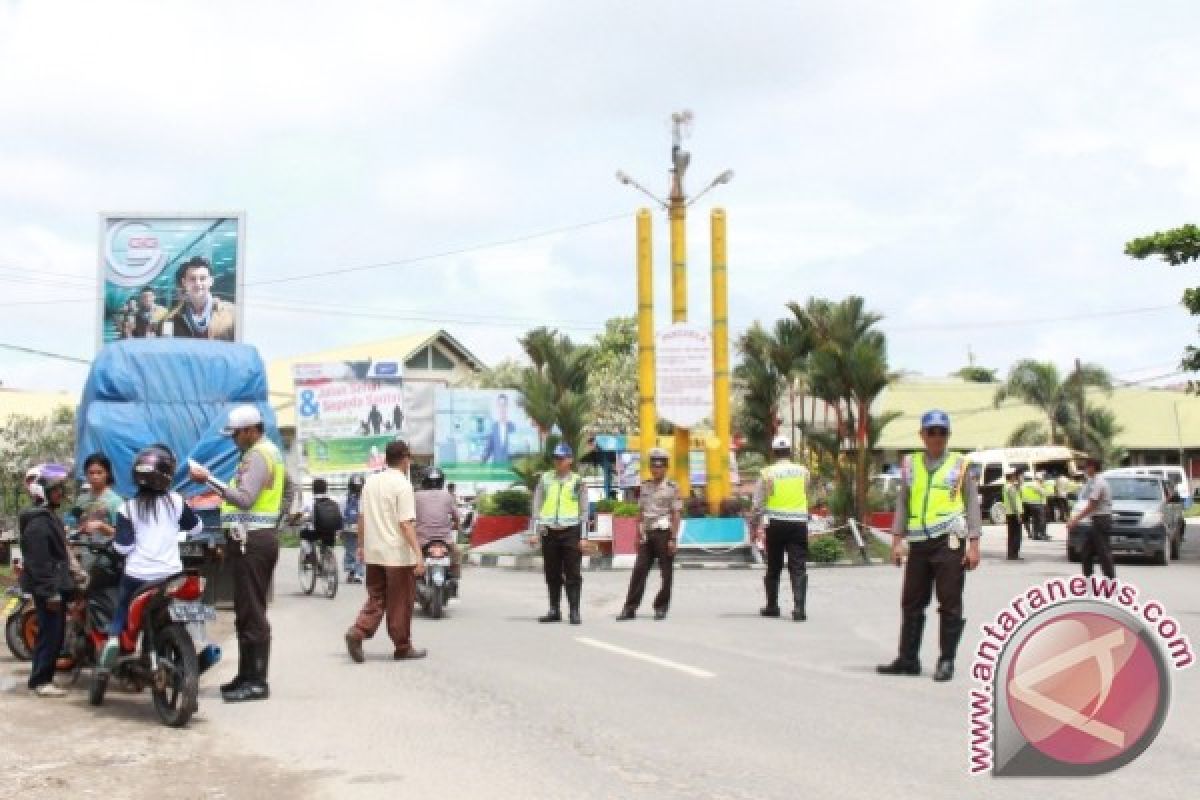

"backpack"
[312,497,344,535]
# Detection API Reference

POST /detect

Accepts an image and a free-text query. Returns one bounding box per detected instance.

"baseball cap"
[648,447,669,464]
[771,435,792,451]
[222,404,263,434]
[920,409,951,431]
[552,443,573,459]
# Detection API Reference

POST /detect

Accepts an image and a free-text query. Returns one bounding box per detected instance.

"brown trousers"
[622,530,674,613]
[352,564,416,652]
[229,529,279,645]
[901,536,965,622]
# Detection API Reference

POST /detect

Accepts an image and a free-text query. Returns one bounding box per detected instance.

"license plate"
[2,596,18,617]
[426,557,450,566]
[169,602,216,623]
[179,543,206,558]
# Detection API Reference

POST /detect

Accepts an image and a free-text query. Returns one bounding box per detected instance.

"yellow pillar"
[709,208,730,514]
[705,435,723,515]
[669,196,691,499]
[636,209,656,480]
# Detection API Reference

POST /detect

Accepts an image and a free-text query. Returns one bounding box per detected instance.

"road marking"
[575,637,716,679]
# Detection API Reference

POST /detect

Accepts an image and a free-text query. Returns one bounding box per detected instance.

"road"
[4,522,1199,799]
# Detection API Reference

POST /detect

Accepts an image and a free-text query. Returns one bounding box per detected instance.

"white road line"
[575,637,716,679]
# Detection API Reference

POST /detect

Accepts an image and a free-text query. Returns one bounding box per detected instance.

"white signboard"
[656,323,713,428]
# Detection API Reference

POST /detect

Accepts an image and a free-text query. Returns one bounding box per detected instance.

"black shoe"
[876,658,922,676]
[791,574,808,622]
[538,609,562,623]
[935,617,966,683]
[223,642,269,702]
[616,610,636,621]
[933,659,955,682]
[223,680,269,703]
[654,610,667,621]
[569,607,582,625]
[220,643,250,694]
[760,606,781,618]
[878,614,925,675]
[792,610,807,622]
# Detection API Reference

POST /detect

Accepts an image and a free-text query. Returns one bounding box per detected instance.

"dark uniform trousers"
[229,529,279,645]
[901,536,965,624]
[623,530,674,613]
[1022,504,1045,539]
[541,525,583,608]
[1080,514,1116,579]
[1005,514,1023,559]
[764,519,808,603]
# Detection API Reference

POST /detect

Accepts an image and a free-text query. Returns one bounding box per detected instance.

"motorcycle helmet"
[421,467,445,490]
[33,463,70,499]
[133,445,177,492]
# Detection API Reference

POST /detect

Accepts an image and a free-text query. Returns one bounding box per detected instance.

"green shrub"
[613,501,640,517]
[594,498,618,514]
[683,496,709,519]
[482,489,531,517]
[809,536,844,563]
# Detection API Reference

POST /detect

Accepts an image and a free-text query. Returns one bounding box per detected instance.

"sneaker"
[344,630,365,663]
[33,684,67,698]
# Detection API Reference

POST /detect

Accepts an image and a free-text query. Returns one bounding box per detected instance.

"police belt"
[222,511,282,528]
[904,516,964,542]
[765,510,810,522]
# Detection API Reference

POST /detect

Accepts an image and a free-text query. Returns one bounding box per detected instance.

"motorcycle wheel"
[320,548,339,599]
[63,629,90,687]
[88,670,108,706]
[5,608,34,661]
[151,623,199,728]
[428,579,444,619]
[297,546,316,595]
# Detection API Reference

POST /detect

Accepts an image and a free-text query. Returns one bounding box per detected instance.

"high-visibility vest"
[538,471,582,527]
[1021,481,1043,505]
[905,452,967,539]
[1003,483,1023,516]
[762,461,809,521]
[220,438,286,530]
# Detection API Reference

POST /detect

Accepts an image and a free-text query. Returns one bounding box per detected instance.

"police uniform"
[1003,474,1024,560]
[619,465,682,620]
[878,410,981,682]
[531,464,588,624]
[753,442,811,621]
[1021,476,1046,540]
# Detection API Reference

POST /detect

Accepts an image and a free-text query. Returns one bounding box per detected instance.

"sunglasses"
[923,427,949,437]
[649,460,668,468]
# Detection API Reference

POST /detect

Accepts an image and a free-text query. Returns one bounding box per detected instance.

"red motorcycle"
[3,559,36,661]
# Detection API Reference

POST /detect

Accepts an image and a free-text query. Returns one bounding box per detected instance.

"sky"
[2,0,1199,393]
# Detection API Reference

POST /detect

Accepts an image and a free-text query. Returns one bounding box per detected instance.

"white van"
[1106,466,1190,509]
[967,446,1082,524]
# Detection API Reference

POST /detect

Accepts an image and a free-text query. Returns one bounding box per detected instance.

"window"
[982,464,1002,486]
[430,346,454,370]
[405,346,431,369]
[404,343,455,371]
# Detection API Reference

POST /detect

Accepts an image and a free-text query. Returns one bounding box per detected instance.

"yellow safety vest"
[538,471,582,527]
[762,461,809,521]
[220,438,285,530]
[1003,483,1023,516]
[906,452,967,539]
[1020,481,1043,505]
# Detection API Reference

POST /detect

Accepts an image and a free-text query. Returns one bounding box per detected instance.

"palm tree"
[993,360,1113,445]
[511,327,593,486]
[734,322,786,458]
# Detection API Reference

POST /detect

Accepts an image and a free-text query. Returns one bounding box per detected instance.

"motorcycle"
[3,559,35,661]
[415,539,458,619]
[66,539,219,727]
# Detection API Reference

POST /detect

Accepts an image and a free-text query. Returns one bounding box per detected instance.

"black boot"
[760,574,781,617]
[566,586,582,625]
[933,617,966,682]
[539,585,562,623]
[224,642,270,703]
[220,641,250,695]
[877,614,925,675]
[791,573,808,622]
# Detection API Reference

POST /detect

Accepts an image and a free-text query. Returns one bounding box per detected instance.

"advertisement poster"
[294,360,405,476]
[98,214,244,347]
[656,323,714,428]
[434,389,539,485]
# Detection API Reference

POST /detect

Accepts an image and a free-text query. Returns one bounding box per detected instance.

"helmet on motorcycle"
[422,467,445,490]
[133,445,177,492]
[347,473,366,494]
[32,463,69,501]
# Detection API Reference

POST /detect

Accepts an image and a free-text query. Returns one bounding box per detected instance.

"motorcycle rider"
[100,446,203,669]
[414,468,461,577]
[342,474,366,583]
[19,465,74,696]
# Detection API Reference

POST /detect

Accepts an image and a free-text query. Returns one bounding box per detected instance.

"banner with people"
[433,388,538,485]
[293,360,405,475]
[98,214,244,347]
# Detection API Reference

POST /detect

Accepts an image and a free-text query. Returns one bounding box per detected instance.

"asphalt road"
[5,523,1199,799]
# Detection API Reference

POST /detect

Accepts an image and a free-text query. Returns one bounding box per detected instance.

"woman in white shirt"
[100,445,203,667]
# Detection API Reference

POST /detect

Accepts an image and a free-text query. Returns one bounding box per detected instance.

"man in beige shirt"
[344,440,427,662]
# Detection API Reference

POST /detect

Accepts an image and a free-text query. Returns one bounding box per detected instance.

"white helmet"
[771,435,792,452]
[221,404,264,434]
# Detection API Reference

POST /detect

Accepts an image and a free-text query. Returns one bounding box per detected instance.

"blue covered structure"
[76,339,281,500]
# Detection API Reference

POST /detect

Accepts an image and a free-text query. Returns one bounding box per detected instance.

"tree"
[468,358,525,390]
[993,360,1113,445]
[0,407,75,517]
[586,316,639,434]
[953,366,997,383]
[1005,420,1049,447]
[733,322,786,458]
[1125,224,1200,376]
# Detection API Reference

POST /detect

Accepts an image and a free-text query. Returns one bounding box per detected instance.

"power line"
[888,305,1177,332]
[0,342,91,365]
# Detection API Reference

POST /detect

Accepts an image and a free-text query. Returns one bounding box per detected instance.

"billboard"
[294,360,405,476]
[98,213,244,347]
[434,388,539,485]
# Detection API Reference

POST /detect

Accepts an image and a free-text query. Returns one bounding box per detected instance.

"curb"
[466,554,880,570]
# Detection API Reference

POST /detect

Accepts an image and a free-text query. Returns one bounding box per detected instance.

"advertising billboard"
[98,213,244,347]
[434,388,539,485]
[294,360,405,476]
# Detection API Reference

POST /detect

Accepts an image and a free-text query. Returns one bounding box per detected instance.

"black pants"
[1080,514,1116,579]
[541,525,582,608]
[1006,514,1022,559]
[901,536,965,623]
[29,595,65,689]
[623,530,674,613]
[228,529,279,645]
[764,519,808,603]
[1023,505,1045,538]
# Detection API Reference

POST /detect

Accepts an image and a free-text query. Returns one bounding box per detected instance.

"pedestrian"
[299,477,343,561]
[189,404,290,703]
[69,453,124,538]
[617,448,681,621]
[1054,472,1071,524]
[752,436,813,621]
[1020,472,1046,541]
[18,466,75,697]
[531,443,588,625]
[877,410,981,682]
[342,474,366,583]
[1003,468,1024,560]
[1036,472,1052,537]
[1066,455,1116,579]
[344,440,428,662]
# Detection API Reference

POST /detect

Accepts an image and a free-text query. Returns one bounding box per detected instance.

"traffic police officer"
[877,410,981,682]
[617,448,682,621]
[1020,471,1046,540]
[752,435,812,621]
[1003,468,1024,560]
[530,443,588,625]
[190,405,289,702]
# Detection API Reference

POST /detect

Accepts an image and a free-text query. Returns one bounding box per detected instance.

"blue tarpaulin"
[75,339,281,499]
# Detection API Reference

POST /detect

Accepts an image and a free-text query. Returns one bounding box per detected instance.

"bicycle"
[298,535,339,599]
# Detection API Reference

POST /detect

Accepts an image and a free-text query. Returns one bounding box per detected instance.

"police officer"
[530,443,588,625]
[753,435,812,621]
[1003,468,1024,560]
[190,405,289,702]
[1020,471,1046,541]
[617,448,682,621]
[877,410,981,682]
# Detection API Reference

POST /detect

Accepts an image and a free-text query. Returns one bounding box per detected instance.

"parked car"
[1105,466,1191,510]
[1067,474,1185,566]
